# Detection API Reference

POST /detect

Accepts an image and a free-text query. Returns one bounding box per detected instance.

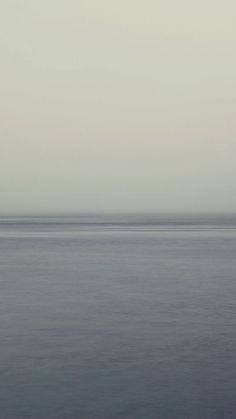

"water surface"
[1,214,236,418]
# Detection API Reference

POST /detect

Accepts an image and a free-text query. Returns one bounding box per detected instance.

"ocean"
[1,214,236,419]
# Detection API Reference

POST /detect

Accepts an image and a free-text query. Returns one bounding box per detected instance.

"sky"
[1,0,235,213]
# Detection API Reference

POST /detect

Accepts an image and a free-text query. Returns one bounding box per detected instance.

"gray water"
[1,214,236,419]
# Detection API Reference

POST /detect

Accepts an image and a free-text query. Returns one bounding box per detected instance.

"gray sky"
[1,0,236,213]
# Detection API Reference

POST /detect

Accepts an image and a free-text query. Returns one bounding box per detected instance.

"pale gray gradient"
[1,0,236,213]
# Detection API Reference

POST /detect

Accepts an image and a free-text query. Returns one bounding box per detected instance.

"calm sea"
[1,214,236,419]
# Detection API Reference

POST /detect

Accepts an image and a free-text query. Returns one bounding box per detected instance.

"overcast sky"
[1,0,235,213]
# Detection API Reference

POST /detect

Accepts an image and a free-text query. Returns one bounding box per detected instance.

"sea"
[1,213,236,419]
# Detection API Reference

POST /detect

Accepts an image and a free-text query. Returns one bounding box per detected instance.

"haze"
[1,0,236,214]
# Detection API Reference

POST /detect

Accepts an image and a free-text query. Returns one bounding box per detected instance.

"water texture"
[0,214,236,419]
